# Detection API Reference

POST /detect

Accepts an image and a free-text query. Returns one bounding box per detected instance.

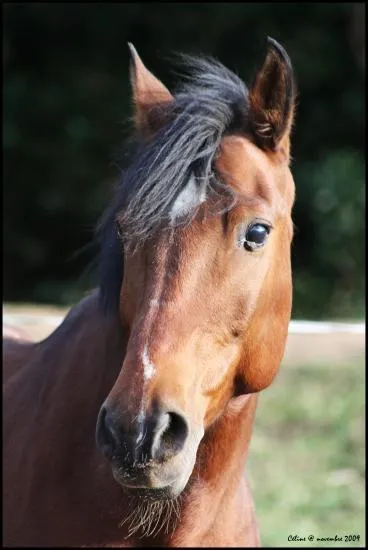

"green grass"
[247,359,365,548]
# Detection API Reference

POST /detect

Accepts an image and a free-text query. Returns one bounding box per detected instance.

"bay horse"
[3,38,296,547]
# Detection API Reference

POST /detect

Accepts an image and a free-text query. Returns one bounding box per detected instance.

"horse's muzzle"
[96,402,196,497]
[96,404,188,462]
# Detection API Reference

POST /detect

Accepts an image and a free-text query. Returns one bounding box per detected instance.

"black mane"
[97,55,249,312]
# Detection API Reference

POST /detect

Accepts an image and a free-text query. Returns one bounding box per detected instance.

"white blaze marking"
[170,174,206,222]
[136,345,156,444]
[142,345,156,380]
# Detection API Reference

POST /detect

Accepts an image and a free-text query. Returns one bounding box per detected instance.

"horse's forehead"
[216,135,284,201]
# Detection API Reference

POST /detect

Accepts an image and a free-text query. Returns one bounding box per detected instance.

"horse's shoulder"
[2,335,36,386]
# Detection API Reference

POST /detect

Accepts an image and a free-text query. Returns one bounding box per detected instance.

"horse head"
[96,38,296,500]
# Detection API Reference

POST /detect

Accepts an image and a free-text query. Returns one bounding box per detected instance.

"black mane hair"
[97,55,249,312]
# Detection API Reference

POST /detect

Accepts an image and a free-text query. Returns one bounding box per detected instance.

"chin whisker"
[120,493,182,540]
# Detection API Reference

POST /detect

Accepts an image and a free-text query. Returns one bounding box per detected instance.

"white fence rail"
[3,309,365,367]
[288,321,365,334]
[3,312,365,335]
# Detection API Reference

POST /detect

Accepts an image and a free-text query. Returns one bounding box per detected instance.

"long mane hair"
[98,56,250,312]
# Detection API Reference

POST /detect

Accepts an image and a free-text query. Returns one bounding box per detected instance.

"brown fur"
[3,41,296,546]
[3,325,33,384]
[3,294,260,546]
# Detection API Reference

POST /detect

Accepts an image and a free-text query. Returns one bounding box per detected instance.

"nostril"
[96,406,118,458]
[166,412,188,451]
[153,411,189,461]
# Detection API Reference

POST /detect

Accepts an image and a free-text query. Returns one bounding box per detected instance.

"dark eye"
[244,223,270,251]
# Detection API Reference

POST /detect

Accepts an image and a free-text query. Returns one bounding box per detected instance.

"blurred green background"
[3,3,365,319]
[248,358,364,547]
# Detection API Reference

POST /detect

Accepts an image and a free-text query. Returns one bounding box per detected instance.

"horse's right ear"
[128,43,174,137]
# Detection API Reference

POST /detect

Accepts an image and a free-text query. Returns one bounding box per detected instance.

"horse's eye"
[244,223,270,251]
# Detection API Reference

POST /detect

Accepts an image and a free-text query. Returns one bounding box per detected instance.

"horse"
[3,37,296,547]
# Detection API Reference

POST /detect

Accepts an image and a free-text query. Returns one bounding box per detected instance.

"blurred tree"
[3,3,365,319]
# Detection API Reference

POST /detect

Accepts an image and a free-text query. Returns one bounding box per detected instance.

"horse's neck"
[10,291,127,465]
[36,290,126,415]
[168,394,259,545]
[3,337,35,385]
[200,393,259,481]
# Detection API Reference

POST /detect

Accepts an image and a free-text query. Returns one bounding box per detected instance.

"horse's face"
[96,40,296,499]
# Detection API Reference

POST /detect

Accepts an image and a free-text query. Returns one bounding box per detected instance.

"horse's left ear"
[128,43,174,136]
[248,37,296,157]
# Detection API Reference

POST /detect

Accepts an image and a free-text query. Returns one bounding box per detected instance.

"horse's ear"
[234,239,292,395]
[128,43,174,136]
[248,37,296,157]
